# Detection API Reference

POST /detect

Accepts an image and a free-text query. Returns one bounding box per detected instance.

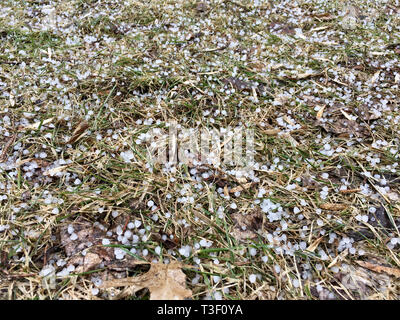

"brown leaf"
[315,117,369,137]
[316,105,326,120]
[229,182,254,194]
[222,77,254,92]
[24,117,54,130]
[101,261,192,300]
[335,262,392,299]
[196,1,208,13]
[0,134,16,162]
[67,121,89,144]
[307,237,323,253]
[312,12,334,21]
[301,175,322,189]
[0,250,9,269]
[320,203,348,211]
[60,217,140,272]
[356,261,400,278]
[355,104,381,121]
[231,210,263,241]
[339,188,361,194]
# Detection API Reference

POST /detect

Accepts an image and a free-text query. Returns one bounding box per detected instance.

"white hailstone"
[199,239,207,247]
[142,249,149,256]
[212,276,221,283]
[262,256,269,263]
[91,288,99,296]
[120,150,134,163]
[230,202,237,209]
[349,247,356,254]
[213,291,223,300]
[293,279,300,288]
[74,179,81,185]
[331,266,339,273]
[114,248,125,260]
[124,230,132,239]
[70,233,78,241]
[178,245,192,258]
[102,238,110,245]
[390,238,398,245]
[361,215,369,223]
[152,214,159,222]
[116,225,123,235]
[274,265,281,273]
[127,222,135,229]
[134,220,141,228]
[317,219,324,226]
[249,248,257,256]
[98,207,104,213]
[192,275,200,285]
[321,173,329,179]
[56,259,66,267]
[66,265,75,272]
[39,265,55,277]
[369,207,377,214]
[111,210,119,218]
[249,274,257,283]
[147,200,154,207]
[319,250,329,260]
[213,259,219,265]
[52,207,59,214]
[286,184,296,191]
[293,207,301,214]
[155,246,161,255]
[67,225,74,234]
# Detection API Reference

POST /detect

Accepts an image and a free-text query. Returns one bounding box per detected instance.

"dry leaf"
[67,121,89,144]
[60,217,141,272]
[43,165,69,176]
[355,104,382,121]
[368,70,381,85]
[316,105,326,120]
[101,261,192,300]
[230,182,254,193]
[320,203,348,211]
[312,12,334,21]
[340,109,353,121]
[306,237,323,253]
[356,260,400,278]
[335,263,392,299]
[263,128,280,135]
[315,117,369,137]
[24,117,54,130]
[231,210,263,241]
[0,134,16,162]
[340,188,361,194]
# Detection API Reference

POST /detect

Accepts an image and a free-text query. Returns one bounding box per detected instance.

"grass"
[0,0,399,300]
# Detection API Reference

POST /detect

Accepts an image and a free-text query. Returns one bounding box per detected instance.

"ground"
[0,0,400,300]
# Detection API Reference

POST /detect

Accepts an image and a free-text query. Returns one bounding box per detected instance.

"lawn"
[0,0,399,300]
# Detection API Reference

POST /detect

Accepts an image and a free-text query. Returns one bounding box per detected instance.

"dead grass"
[0,0,400,300]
